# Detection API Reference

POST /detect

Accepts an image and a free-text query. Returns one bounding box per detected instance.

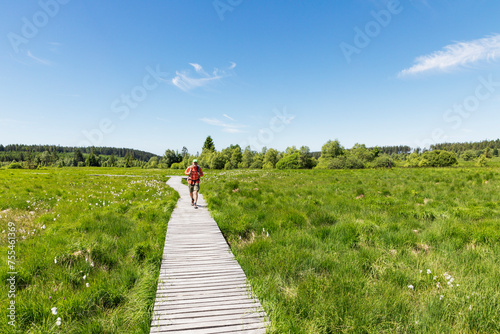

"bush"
[327,156,346,169]
[345,156,365,169]
[372,156,392,168]
[170,162,184,169]
[276,153,300,169]
[421,150,457,167]
[7,162,23,169]
[461,150,478,161]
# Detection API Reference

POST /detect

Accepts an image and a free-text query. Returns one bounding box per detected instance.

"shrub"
[421,150,457,167]
[345,156,365,169]
[170,162,184,169]
[7,162,23,169]
[327,156,346,169]
[276,153,300,169]
[372,155,392,168]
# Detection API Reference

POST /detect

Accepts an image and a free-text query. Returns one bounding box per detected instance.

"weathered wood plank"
[150,176,267,334]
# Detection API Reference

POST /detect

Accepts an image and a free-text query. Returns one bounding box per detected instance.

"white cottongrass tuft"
[56,317,61,326]
[51,307,57,315]
[408,285,414,290]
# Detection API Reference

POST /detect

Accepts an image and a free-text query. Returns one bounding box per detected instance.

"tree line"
[2,137,498,170]
[0,144,158,162]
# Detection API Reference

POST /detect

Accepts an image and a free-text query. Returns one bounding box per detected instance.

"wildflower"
[51,307,57,315]
[408,285,414,290]
[54,218,56,221]
[433,276,437,280]
[86,283,89,288]
[267,232,269,237]
[440,295,444,300]
[83,274,86,280]
[437,282,441,288]
[419,270,422,273]
[427,269,431,274]
[54,257,57,264]
[90,262,94,267]
[41,225,46,229]
[469,305,472,311]
[49,296,52,300]
[56,317,61,326]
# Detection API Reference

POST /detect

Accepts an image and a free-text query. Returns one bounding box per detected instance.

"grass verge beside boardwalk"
[0,168,178,333]
[202,167,500,333]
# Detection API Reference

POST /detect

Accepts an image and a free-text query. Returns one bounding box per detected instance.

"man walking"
[184,159,204,209]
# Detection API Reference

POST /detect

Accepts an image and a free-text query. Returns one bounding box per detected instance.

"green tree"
[461,150,477,161]
[298,146,315,169]
[86,147,100,167]
[108,154,117,167]
[276,152,300,169]
[229,146,242,169]
[263,148,279,169]
[250,154,264,169]
[202,136,215,152]
[316,140,344,169]
[240,146,254,168]
[163,149,179,168]
[349,143,374,162]
[124,151,134,168]
[147,156,159,168]
[209,151,227,169]
[73,148,84,166]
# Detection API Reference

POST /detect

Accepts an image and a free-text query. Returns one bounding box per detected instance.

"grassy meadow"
[201,166,500,333]
[0,168,183,333]
[1,164,499,333]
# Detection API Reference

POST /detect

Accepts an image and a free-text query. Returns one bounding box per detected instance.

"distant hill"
[0,144,159,162]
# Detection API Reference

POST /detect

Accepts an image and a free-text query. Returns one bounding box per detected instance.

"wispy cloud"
[27,50,53,66]
[223,114,235,121]
[200,117,245,133]
[399,34,500,77]
[172,62,236,92]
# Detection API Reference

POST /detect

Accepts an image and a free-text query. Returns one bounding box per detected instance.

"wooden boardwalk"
[150,176,268,333]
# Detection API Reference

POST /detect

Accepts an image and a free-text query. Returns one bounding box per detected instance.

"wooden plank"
[150,176,267,334]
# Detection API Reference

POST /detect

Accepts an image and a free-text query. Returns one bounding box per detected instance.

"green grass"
[201,167,500,333]
[0,168,179,333]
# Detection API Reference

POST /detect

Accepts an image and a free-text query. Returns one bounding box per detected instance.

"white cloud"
[399,34,500,77]
[27,50,53,66]
[223,114,235,121]
[200,117,245,133]
[172,62,236,92]
[172,72,222,92]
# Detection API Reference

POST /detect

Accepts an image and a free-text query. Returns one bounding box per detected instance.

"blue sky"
[1,0,499,155]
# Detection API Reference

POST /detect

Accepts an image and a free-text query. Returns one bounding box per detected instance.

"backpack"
[188,165,201,184]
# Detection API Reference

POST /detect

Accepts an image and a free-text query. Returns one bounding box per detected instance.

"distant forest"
[1,138,499,170]
[0,144,158,163]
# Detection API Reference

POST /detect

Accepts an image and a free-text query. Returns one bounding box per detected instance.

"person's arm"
[199,167,204,177]
[184,166,191,176]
